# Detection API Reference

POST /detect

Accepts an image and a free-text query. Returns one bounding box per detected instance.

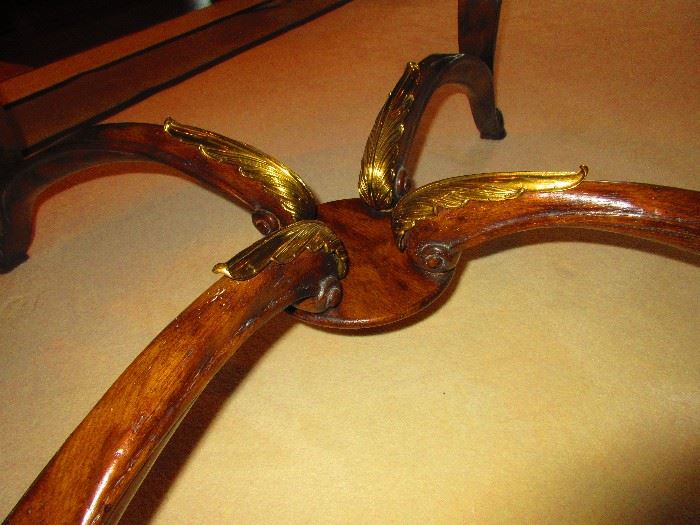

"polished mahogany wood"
[0,123,306,273]
[294,182,700,327]
[4,250,339,525]
[292,199,452,329]
[458,0,502,71]
[403,181,700,272]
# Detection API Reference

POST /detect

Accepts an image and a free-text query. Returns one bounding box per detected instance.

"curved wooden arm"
[0,122,316,272]
[396,54,506,172]
[358,53,505,211]
[401,181,700,272]
[4,249,338,525]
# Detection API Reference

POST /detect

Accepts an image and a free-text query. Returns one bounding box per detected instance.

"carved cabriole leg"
[0,120,317,273]
[458,0,502,71]
[358,54,505,211]
[5,221,346,525]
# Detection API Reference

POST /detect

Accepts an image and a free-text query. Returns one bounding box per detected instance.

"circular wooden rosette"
[291,199,453,329]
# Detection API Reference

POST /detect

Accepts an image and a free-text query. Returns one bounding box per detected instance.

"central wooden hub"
[291,199,453,329]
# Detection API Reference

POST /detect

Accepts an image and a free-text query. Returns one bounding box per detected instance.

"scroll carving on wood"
[213,220,348,282]
[164,118,317,222]
[358,62,421,211]
[392,165,588,248]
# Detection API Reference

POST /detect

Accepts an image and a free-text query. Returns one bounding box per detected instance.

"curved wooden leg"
[358,54,505,211]
[458,0,502,71]
[0,120,317,273]
[403,54,506,144]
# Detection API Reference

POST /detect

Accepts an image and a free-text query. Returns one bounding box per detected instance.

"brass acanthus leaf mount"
[213,220,348,281]
[392,165,588,249]
[358,62,421,211]
[164,118,317,222]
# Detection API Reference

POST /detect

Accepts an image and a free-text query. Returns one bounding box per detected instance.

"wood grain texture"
[292,199,452,329]
[402,181,700,269]
[0,122,309,272]
[4,250,339,525]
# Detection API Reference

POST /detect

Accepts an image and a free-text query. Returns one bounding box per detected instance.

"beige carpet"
[1,0,699,523]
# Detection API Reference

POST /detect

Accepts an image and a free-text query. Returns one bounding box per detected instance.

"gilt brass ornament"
[212,220,348,281]
[164,118,317,221]
[392,165,588,248]
[358,62,421,211]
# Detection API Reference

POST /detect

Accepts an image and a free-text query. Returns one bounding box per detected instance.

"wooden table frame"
[2,2,699,523]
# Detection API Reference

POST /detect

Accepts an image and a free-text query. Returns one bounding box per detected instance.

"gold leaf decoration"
[164,118,316,221]
[392,165,588,248]
[213,220,348,281]
[358,62,421,211]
